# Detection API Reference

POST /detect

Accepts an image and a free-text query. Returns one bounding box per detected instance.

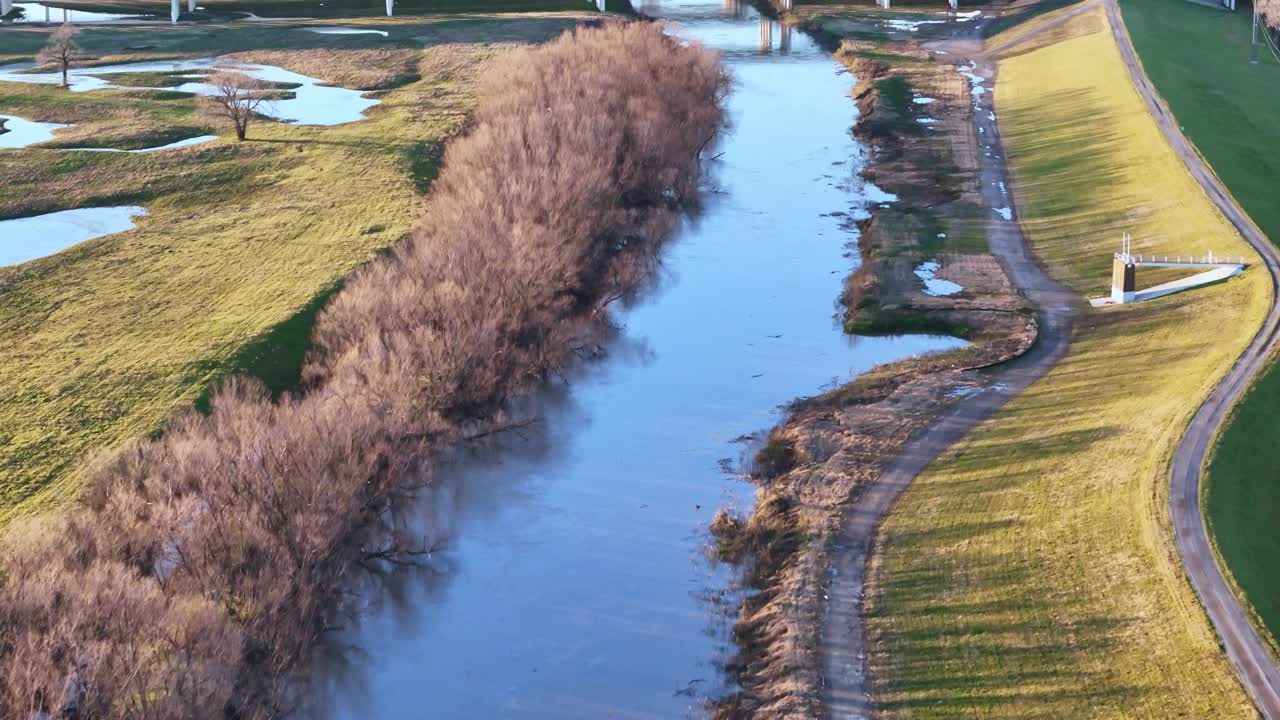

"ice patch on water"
[1,206,147,266]
[914,260,964,296]
[916,117,938,125]
[912,97,936,105]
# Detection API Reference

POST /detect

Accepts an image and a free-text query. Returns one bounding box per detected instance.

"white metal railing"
[1114,252,1246,266]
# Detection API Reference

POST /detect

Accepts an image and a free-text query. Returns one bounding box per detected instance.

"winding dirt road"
[822,2,1280,717]
[1105,1,1280,715]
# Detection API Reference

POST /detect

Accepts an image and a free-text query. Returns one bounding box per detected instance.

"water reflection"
[314,1,966,717]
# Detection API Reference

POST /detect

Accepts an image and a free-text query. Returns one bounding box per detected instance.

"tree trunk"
[61,64,68,89]
[235,121,247,141]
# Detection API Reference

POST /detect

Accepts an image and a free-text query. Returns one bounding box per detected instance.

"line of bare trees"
[0,22,728,720]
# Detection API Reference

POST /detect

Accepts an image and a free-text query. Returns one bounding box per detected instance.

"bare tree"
[202,70,271,142]
[36,24,81,89]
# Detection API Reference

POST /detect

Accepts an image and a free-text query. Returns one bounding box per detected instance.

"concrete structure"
[170,0,178,23]
[1093,233,1247,307]
[0,0,11,18]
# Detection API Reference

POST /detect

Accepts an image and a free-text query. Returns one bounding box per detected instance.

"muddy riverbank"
[709,16,1060,717]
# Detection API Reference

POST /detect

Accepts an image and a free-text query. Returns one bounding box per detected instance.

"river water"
[316,2,964,717]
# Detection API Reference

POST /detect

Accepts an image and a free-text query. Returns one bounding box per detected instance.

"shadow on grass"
[194,281,341,411]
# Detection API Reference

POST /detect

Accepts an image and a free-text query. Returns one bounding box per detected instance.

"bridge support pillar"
[1112,255,1136,304]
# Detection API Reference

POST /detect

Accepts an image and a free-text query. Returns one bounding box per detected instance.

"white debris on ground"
[994,207,1012,220]
[914,260,964,296]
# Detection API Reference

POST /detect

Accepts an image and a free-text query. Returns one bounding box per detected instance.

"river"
[316,1,965,717]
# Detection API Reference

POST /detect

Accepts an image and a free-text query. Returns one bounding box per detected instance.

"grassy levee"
[0,14,583,521]
[1118,0,1280,654]
[865,7,1268,717]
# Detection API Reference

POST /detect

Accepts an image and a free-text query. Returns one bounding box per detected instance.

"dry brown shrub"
[0,21,727,719]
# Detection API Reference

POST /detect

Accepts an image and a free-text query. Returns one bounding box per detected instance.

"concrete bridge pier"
[1,0,11,18]
[170,0,179,23]
[1112,254,1137,304]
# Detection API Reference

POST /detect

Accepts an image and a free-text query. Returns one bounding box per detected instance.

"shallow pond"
[314,1,966,717]
[0,58,378,126]
[0,206,146,267]
[64,134,220,153]
[0,113,67,149]
[307,26,388,37]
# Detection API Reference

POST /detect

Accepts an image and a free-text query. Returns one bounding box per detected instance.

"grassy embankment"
[0,9,586,521]
[1119,0,1280,655]
[865,6,1268,717]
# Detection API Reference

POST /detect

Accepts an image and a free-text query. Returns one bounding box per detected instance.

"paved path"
[819,29,1078,720]
[1106,1,1280,715]
[823,2,1280,716]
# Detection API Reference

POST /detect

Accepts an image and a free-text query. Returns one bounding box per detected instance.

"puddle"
[307,26,389,37]
[0,58,379,126]
[960,63,986,98]
[63,134,219,153]
[0,113,68,149]
[1,206,146,267]
[914,259,964,296]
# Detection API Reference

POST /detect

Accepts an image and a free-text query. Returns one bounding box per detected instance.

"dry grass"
[227,48,422,89]
[866,9,1267,717]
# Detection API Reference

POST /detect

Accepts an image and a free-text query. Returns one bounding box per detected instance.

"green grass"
[866,8,1267,717]
[1118,0,1280,656]
[0,11,585,520]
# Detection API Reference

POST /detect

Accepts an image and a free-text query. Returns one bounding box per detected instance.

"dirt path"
[821,2,1280,716]
[1104,1,1280,715]
[818,30,1078,720]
